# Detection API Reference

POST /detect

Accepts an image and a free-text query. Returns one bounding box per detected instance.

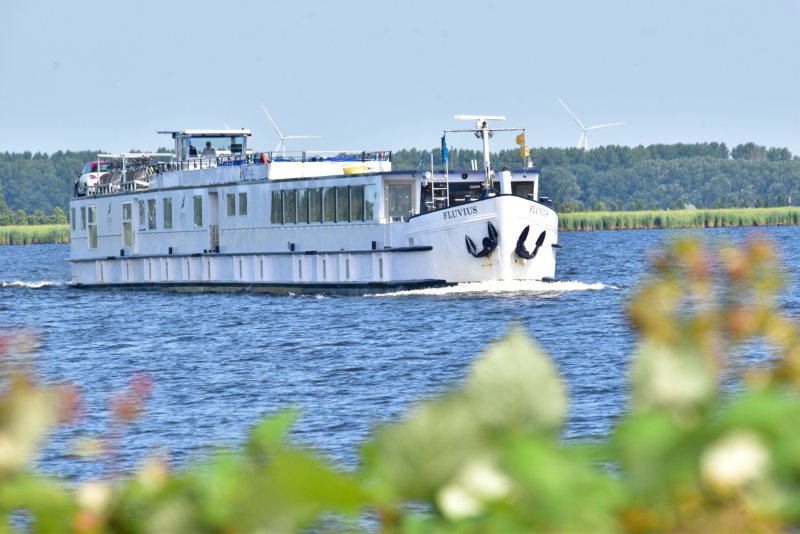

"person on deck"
[202,142,216,157]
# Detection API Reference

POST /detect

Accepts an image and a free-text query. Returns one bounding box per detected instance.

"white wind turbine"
[557,97,625,150]
[260,104,321,156]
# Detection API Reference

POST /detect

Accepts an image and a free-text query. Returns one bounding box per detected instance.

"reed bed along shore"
[560,207,800,231]
[0,225,70,245]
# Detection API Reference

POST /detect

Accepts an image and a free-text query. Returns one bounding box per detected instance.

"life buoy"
[260,153,269,164]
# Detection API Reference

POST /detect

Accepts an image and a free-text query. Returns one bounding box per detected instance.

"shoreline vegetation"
[559,206,800,231]
[0,224,70,245]
[2,206,799,245]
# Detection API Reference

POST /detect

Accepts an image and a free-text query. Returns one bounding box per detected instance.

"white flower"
[701,430,770,493]
[436,458,513,520]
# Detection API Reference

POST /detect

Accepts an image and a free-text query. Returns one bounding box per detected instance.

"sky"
[1,0,798,157]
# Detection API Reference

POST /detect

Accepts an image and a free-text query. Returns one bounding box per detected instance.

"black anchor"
[465,221,499,258]
[515,225,546,260]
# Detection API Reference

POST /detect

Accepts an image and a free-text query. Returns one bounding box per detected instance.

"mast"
[450,115,508,188]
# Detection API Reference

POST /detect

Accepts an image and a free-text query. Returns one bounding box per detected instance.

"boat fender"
[465,221,499,258]
[260,153,269,164]
[515,226,546,260]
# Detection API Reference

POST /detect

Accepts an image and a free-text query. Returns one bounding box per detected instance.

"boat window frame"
[227,193,236,216]
[309,188,322,223]
[336,186,350,222]
[122,202,134,247]
[350,185,365,222]
[87,205,98,249]
[239,192,248,216]
[322,187,336,223]
[147,199,157,230]
[364,184,377,221]
[271,191,283,224]
[193,195,203,228]
[296,189,308,224]
[284,189,297,224]
[163,197,173,230]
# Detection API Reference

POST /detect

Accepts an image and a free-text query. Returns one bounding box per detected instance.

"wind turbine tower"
[557,97,624,150]
[260,104,321,156]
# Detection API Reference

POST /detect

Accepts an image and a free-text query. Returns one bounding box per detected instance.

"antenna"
[450,115,514,186]
[557,98,624,150]
[259,104,321,156]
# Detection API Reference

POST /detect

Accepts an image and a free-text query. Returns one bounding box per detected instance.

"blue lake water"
[1,226,798,480]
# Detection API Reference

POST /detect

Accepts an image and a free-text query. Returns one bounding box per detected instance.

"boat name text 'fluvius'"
[443,205,478,220]
[529,205,551,218]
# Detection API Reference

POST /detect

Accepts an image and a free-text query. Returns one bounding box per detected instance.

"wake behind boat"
[68,116,559,294]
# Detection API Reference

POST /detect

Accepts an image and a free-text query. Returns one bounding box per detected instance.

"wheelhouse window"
[239,192,247,216]
[122,203,133,247]
[87,206,98,249]
[193,195,203,227]
[227,193,236,216]
[80,207,86,230]
[387,183,413,221]
[512,182,534,199]
[147,199,157,230]
[71,207,76,230]
[163,198,173,229]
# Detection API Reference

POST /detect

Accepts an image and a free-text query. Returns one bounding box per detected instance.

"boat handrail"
[262,150,392,164]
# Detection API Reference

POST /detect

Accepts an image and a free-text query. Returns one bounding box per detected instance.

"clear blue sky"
[1,0,798,156]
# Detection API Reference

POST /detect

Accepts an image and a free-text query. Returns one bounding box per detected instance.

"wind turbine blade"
[586,122,626,131]
[557,97,586,130]
[577,132,586,149]
[260,103,285,140]
[284,135,322,140]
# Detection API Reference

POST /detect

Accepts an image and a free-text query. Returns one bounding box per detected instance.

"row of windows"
[227,193,248,216]
[271,185,377,225]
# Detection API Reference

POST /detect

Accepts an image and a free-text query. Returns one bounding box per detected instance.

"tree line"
[0,142,797,224]
[391,141,800,212]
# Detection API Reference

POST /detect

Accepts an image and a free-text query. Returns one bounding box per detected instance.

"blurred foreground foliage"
[4,236,800,532]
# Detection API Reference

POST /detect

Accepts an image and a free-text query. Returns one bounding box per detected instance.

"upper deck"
[75,128,392,197]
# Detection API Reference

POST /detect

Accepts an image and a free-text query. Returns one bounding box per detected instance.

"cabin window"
[271,191,283,224]
[365,184,377,220]
[285,190,297,224]
[138,200,146,229]
[336,186,350,222]
[80,207,86,230]
[296,189,308,223]
[350,185,365,222]
[239,193,247,216]
[122,203,133,247]
[227,193,236,216]
[512,182,534,199]
[309,188,322,223]
[387,183,413,221]
[147,199,157,230]
[87,206,98,249]
[193,195,203,227]
[323,187,335,223]
[71,208,76,230]
[163,198,173,229]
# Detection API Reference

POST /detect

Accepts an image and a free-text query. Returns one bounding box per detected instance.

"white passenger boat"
[68,116,559,294]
